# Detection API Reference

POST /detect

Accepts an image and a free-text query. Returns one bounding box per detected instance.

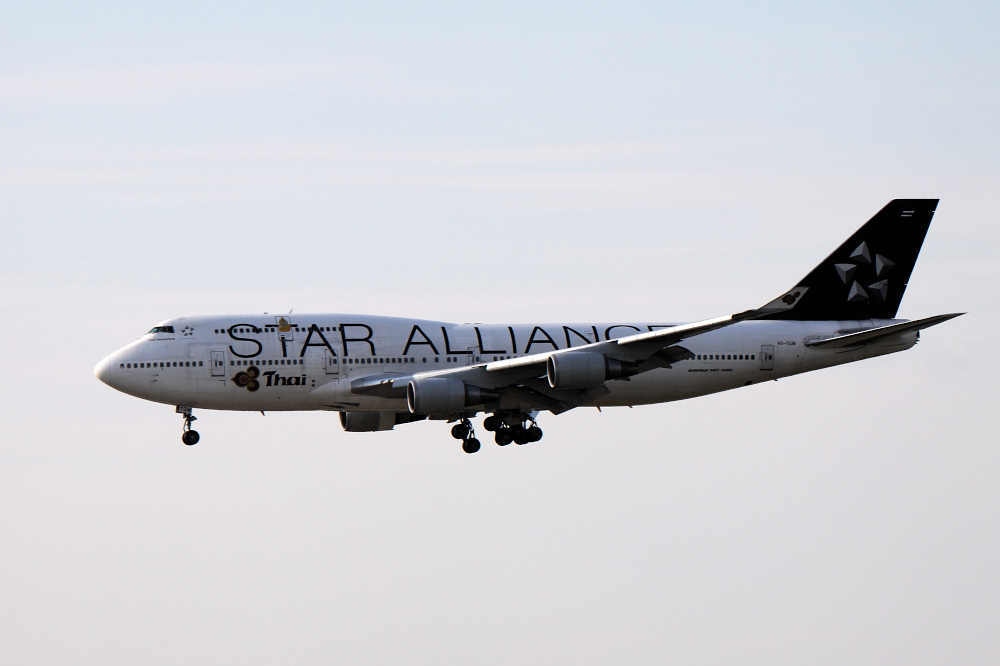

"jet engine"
[407,377,498,415]
[547,351,633,389]
[340,411,390,432]
[340,411,428,432]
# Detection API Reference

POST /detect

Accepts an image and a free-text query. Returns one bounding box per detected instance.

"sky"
[1,2,998,664]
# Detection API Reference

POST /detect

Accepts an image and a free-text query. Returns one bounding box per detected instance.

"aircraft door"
[210,351,226,376]
[324,348,340,375]
[274,315,295,355]
[760,345,774,371]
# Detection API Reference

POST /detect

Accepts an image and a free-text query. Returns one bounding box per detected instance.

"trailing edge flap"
[805,313,963,349]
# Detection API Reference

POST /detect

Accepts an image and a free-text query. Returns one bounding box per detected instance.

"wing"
[348,286,810,413]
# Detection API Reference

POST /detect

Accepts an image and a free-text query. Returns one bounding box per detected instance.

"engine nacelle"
[407,378,498,415]
[340,411,394,432]
[547,352,634,389]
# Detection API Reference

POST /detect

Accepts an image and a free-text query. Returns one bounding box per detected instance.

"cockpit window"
[148,326,175,334]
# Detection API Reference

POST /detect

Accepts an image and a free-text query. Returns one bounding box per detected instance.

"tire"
[495,429,513,446]
[182,430,200,446]
[462,438,481,454]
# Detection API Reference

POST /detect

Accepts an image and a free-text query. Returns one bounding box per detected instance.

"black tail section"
[764,199,938,321]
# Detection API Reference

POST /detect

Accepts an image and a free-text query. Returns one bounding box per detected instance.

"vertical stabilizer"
[764,199,937,321]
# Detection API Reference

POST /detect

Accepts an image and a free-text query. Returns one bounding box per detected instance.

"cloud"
[0,64,328,104]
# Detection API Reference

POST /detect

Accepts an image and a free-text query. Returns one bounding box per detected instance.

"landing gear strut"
[490,412,543,446]
[453,418,481,454]
[177,406,199,445]
[452,413,544,452]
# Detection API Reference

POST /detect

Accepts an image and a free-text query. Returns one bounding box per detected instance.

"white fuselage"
[94,314,916,414]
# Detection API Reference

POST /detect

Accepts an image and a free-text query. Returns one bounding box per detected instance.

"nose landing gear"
[177,406,199,445]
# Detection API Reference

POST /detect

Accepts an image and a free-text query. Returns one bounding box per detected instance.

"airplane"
[95,199,962,453]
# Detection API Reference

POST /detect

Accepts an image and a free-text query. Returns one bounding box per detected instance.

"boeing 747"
[95,199,961,452]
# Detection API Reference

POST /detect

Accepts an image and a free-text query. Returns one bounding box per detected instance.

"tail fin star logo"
[836,242,895,303]
[231,366,261,392]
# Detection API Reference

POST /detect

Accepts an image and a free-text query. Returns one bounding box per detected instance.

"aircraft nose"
[94,357,112,385]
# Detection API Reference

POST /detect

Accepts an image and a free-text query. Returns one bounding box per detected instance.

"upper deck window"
[148,326,175,334]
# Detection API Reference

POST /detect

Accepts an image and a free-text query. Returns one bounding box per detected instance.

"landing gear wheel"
[451,423,470,440]
[483,415,502,432]
[527,426,543,442]
[462,438,481,454]
[177,406,199,446]
[512,426,530,445]
[495,429,513,446]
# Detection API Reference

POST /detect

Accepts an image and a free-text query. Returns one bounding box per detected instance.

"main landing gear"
[177,406,199,446]
[451,418,481,454]
[483,413,543,446]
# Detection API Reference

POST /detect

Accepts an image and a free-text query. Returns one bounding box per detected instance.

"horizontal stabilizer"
[805,313,963,349]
